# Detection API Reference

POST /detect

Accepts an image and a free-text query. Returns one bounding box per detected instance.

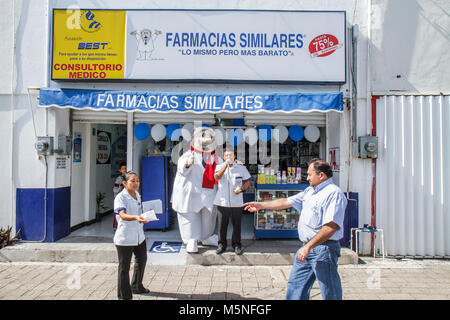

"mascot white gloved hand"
[171,127,221,253]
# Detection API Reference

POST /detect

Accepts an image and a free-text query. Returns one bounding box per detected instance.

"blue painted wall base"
[340,192,359,248]
[16,187,71,242]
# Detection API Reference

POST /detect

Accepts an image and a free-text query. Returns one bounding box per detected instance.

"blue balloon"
[134,123,150,141]
[289,125,304,142]
[166,124,181,141]
[228,129,243,146]
[258,125,272,142]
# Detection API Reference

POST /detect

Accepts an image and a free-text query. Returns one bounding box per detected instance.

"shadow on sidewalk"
[137,291,262,300]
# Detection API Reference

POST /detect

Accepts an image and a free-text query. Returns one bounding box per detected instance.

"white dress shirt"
[287,178,348,243]
[214,162,251,207]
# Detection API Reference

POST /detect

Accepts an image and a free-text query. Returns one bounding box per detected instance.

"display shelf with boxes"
[254,183,309,239]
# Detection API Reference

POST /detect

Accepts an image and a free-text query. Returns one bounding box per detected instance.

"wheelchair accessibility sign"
[149,241,182,254]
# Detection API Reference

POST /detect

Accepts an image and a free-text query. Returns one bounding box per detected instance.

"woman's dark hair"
[124,171,138,182]
[308,158,333,178]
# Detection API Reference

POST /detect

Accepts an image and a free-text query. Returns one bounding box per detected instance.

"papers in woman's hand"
[141,209,159,221]
[143,199,163,214]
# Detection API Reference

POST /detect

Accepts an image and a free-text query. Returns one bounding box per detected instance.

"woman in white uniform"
[114,171,150,300]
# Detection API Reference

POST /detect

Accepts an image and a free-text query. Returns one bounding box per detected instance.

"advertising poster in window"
[96,130,111,164]
[52,9,126,80]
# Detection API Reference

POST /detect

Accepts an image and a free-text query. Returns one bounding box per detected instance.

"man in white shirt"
[243,159,347,300]
[214,149,251,255]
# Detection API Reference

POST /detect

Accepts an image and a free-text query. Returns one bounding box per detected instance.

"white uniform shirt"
[113,189,146,246]
[214,162,251,207]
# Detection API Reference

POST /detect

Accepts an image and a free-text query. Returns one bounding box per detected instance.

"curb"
[0,241,358,265]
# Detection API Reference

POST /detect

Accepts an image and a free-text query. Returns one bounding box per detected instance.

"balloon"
[181,123,194,140]
[228,128,244,146]
[304,125,320,142]
[289,125,304,142]
[258,125,272,142]
[151,124,166,142]
[166,124,181,141]
[244,127,258,145]
[214,128,226,145]
[134,123,150,141]
[273,125,289,143]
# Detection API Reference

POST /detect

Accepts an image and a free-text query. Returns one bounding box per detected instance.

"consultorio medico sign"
[51,9,346,83]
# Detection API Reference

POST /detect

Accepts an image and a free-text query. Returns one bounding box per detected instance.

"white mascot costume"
[171,127,221,253]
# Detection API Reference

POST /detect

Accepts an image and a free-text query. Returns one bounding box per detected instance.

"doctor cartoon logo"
[130,28,162,61]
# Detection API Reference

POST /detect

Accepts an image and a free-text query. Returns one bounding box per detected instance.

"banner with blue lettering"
[51,9,346,83]
[38,88,343,113]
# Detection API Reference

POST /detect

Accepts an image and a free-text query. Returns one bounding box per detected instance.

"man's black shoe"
[132,288,150,295]
[234,247,243,255]
[216,245,226,254]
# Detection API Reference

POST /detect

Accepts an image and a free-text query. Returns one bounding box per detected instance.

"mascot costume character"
[171,127,222,253]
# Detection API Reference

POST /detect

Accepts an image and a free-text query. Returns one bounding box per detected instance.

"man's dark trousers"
[216,206,243,249]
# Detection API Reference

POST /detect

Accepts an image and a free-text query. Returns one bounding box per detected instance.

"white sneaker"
[186,239,198,253]
[201,234,218,247]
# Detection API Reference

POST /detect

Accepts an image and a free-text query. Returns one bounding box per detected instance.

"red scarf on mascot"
[190,146,218,189]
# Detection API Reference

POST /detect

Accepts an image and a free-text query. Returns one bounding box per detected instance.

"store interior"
[70,117,324,242]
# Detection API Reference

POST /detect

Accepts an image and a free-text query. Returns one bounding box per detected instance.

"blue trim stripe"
[115,207,126,214]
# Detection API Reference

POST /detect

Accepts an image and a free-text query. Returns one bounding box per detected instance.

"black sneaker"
[216,245,226,254]
[234,247,243,255]
[132,287,150,295]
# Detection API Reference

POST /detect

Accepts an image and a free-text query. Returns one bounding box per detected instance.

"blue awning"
[39,88,343,113]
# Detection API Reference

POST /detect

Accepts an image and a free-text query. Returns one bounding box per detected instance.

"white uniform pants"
[177,207,217,243]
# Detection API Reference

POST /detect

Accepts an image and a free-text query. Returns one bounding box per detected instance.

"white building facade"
[0,0,448,257]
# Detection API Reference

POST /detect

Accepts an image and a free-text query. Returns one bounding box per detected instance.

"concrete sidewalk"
[0,258,449,300]
[0,238,358,265]
[0,212,360,266]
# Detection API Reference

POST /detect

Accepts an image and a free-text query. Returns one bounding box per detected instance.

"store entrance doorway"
[70,122,127,238]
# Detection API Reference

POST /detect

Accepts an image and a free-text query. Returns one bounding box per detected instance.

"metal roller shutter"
[376,94,450,257]
[72,110,127,123]
[133,112,215,124]
[244,111,327,126]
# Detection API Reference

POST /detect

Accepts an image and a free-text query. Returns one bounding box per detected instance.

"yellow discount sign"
[52,9,125,80]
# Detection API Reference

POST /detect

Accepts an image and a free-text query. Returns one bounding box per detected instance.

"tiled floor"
[68,211,257,241]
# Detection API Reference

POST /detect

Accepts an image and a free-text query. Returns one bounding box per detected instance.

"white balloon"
[273,125,289,143]
[151,124,166,142]
[304,125,320,143]
[214,128,226,145]
[228,128,244,146]
[244,127,258,145]
[181,123,194,140]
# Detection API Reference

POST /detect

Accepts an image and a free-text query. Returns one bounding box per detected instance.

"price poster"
[96,130,111,164]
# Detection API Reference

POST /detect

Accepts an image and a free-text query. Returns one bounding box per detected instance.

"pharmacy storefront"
[20,9,357,243]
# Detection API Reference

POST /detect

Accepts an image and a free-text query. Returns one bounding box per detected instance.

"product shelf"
[254,183,309,239]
